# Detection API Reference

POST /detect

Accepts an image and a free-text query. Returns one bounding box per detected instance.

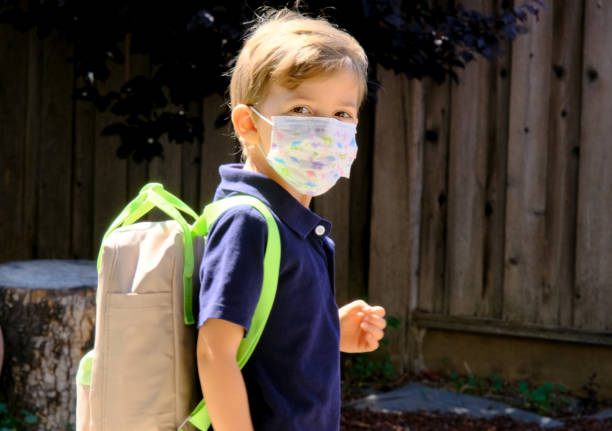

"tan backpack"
[75,183,280,431]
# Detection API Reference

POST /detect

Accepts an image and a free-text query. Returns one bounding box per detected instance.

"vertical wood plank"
[126,53,150,198]
[545,0,584,327]
[481,0,512,320]
[37,31,74,258]
[575,0,612,330]
[200,94,235,208]
[369,66,424,371]
[149,143,182,194]
[149,86,182,195]
[22,29,44,259]
[72,72,96,259]
[349,99,375,301]
[503,3,554,324]
[418,77,450,314]
[181,100,203,211]
[312,180,351,307]
[93,61,128,247]
[446,0,492,318]
[0,24,28,262]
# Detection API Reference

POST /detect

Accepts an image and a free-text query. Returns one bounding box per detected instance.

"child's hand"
[338,300,386,353]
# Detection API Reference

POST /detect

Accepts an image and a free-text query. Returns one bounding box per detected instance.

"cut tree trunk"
[0,260,97,431]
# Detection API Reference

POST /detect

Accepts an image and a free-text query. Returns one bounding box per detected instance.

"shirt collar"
[213,164,332,239]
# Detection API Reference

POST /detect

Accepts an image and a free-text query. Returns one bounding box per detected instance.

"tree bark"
[0,260,96,431]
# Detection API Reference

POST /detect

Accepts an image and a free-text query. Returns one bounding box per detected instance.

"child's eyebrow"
[338,101,357,110]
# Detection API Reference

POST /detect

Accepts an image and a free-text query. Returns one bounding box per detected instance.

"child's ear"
[231,104,259,146]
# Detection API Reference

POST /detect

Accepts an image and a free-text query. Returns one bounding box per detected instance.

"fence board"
[503,6,554,324]
[348,100,375,301]
[93,61,128,246]
[36,31,74,258]
[181,100,203,211]
[20,29,44,260]
[149,113,182,196]
[72,74,96,259]
[418,78,450,314]
[575,0,612,331]
[545,0,584,327]
[0,25,28,261]
[200,94,234,208]
[482,24,511,320]
[126,54,150,199]
[369,66,423,371]
[446,0,492,317]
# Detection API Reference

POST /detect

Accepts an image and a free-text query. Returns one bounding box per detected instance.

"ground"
[340,408,612,430]
[340,368,612,430]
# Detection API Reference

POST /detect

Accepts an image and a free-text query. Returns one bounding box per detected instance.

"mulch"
[340,408,612,430]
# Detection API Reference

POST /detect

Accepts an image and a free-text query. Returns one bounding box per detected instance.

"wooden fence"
[2,0,612,373]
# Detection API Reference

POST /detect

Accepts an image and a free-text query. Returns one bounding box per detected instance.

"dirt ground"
[340,408,612,430]
[340,370,612,430]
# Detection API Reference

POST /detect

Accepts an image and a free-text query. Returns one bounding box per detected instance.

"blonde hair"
[229,8,368,110]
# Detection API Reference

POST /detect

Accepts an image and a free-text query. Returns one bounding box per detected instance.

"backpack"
[75,183,281,431]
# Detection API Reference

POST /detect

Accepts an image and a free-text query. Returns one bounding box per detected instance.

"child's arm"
[197,318,254,431]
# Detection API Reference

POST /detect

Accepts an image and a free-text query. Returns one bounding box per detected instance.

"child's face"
[232,66,360,205]
[252,67,360,155]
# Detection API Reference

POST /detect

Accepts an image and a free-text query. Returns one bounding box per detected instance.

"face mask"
[250,106,358,196]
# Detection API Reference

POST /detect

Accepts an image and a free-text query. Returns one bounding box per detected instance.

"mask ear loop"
[249,105,274,126]
[245,105,273,159]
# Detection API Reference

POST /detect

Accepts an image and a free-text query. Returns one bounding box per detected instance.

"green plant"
[489,372,504,393]
[447,371,504,397]
[342,315,401,390]
[345,353,398,386]
[0,403,38,431]
[386,316,401,329]
[517,381,569,415]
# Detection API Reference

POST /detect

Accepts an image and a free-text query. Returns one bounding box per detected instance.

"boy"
[197,8,387,431]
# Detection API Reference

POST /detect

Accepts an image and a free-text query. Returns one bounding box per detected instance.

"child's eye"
[335,111,352,119]
[290,106,311,115]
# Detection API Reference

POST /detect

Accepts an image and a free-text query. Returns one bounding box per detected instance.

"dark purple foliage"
[0,0,544,161]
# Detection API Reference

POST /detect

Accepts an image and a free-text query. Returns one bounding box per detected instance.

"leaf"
[532,390,547,403]
[467,376,478,388]
[22,411,37,424]
[518,381,529,393]
[100,123,127,136]
[459,50,474,62]
[0,404,7,415]
[512,7,527,21]
[386,316,401,329]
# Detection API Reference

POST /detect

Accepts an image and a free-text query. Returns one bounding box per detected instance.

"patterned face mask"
[250,106,358,196]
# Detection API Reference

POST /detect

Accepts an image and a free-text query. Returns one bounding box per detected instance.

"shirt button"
[314,225,326,236]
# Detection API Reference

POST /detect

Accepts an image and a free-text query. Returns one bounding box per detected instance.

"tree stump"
[0,260,97,431]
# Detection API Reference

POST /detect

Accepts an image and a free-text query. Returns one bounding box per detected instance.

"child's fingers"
[364,314,386,329]
[364,305,386,318]
[360,321,384,340]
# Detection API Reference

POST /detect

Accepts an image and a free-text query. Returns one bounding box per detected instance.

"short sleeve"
[197,205,268,334]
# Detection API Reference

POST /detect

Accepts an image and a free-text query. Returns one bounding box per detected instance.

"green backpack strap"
[97,182,199,325]
[185,195,281,431]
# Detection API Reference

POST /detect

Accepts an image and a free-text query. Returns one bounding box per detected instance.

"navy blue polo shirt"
[197,164,340,431]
